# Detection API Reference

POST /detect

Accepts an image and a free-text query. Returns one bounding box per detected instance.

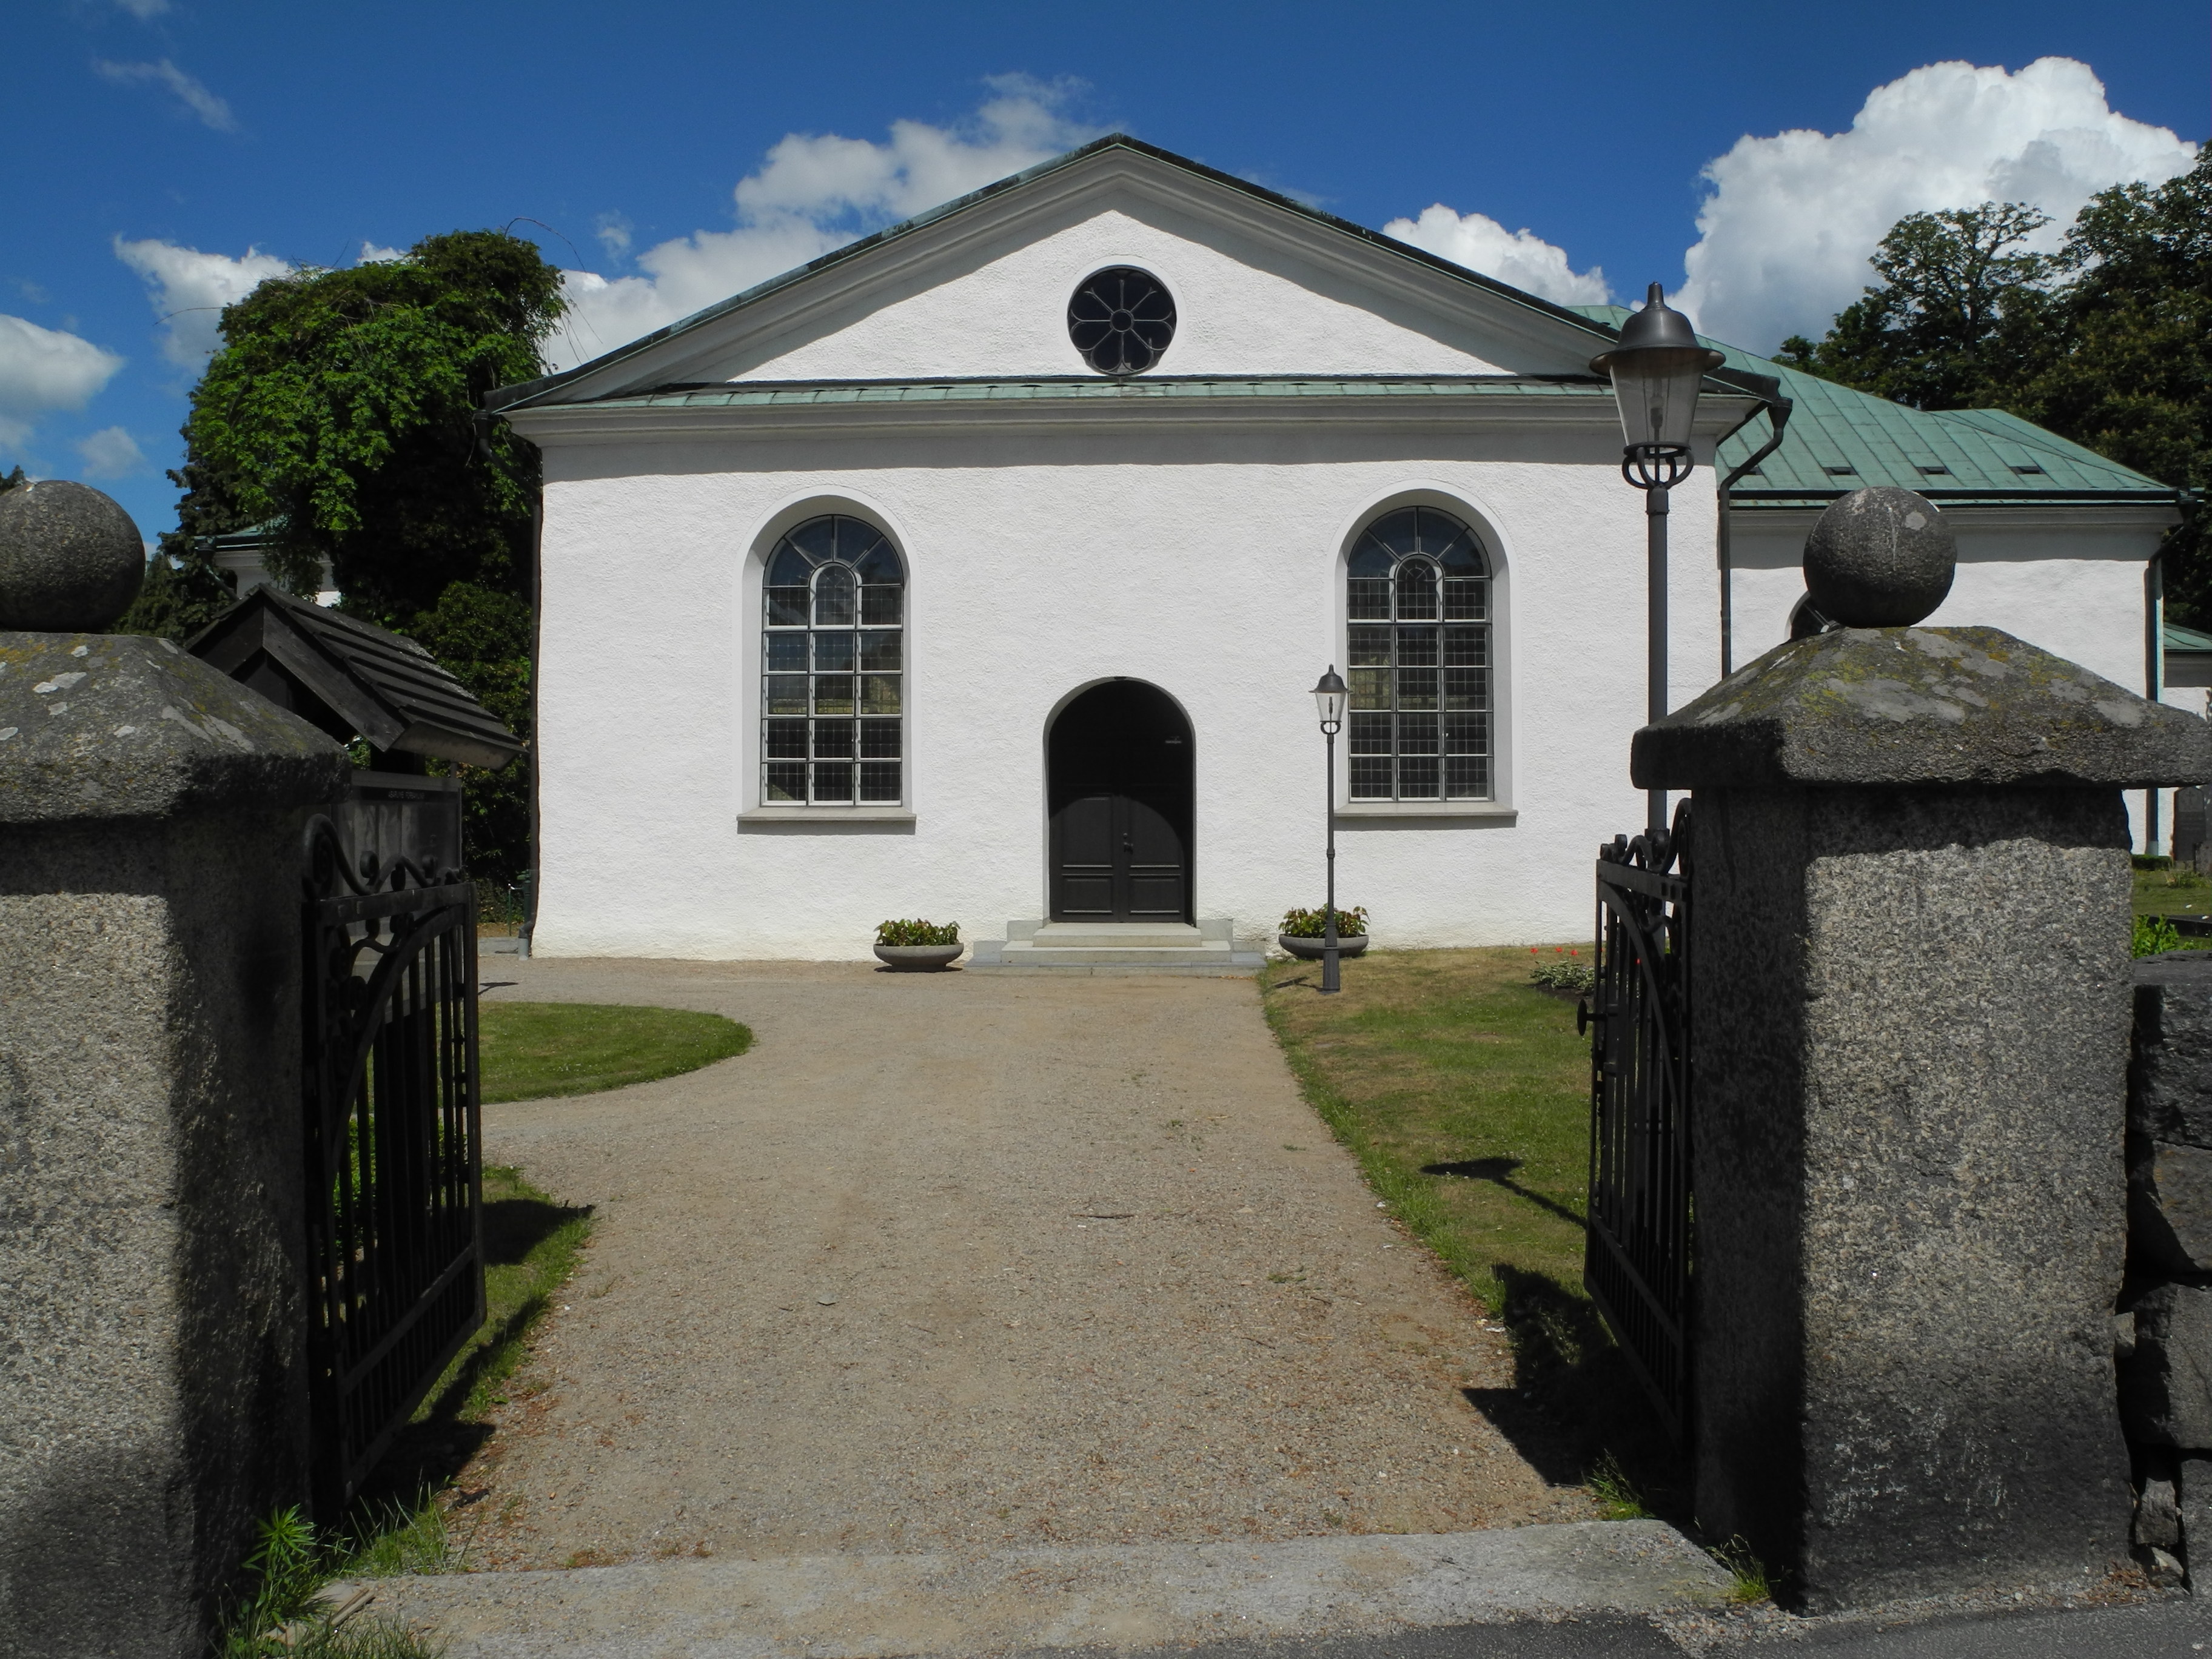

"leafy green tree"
[1783,153,2211,625]
[2026,155,2212,623]
[1775,202,2057,409]
[164,228,565,881]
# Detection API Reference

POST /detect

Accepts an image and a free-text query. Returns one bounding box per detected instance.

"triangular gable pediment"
[500,137,1627,407]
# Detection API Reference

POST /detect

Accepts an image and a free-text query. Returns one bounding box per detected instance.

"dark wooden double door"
[1048,680,1191,922]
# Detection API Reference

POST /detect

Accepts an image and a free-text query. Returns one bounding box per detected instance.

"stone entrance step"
[970,917,1265,976]
[344,1521,1730,1657]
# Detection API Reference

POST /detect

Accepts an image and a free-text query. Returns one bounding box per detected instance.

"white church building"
[491,135,2184,962]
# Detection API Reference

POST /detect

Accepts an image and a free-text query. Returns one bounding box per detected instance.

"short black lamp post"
[1591,283,1723,838]
[1313,665,1349,993]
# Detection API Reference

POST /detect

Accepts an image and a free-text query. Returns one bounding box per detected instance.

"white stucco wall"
[1731,506,2167,848]
[531,421,1721,959]
[736,206,1507,383]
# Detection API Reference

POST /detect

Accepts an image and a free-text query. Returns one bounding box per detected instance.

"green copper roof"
[566,375,1622,412]
[2168,623,2212,655]
[1569,305,2176,506]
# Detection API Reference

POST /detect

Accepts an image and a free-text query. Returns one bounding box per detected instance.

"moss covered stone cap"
[0,631,349,823]
[1632,625,2212,790]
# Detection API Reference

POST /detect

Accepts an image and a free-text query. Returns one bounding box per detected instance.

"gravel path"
[455,959,1589,1569]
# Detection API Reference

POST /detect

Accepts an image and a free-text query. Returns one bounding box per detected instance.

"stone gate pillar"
[1633,488,2212,1612]
[0,482,350,1657]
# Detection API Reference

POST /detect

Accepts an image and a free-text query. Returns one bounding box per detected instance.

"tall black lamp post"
[1591,283,1723,839]
[1312,665,1348,993]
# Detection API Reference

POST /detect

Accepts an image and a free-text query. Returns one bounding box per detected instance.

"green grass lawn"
[1262,945,1681,1515]
[2136,861,2212,922]
[477,1001,752,1102]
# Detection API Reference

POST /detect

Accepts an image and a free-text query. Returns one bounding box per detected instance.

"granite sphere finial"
[1803,486,1957,628]
[0,479,147,632]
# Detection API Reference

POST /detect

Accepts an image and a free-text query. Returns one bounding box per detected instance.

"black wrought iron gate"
[1581,800,1694,1441]
[301,813,484,1515]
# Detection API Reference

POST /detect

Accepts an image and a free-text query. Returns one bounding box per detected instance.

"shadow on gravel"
[356,1191,597,1509]
[1462,1265,1690,1529]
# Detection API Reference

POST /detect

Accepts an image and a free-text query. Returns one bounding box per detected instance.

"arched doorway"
[1048,680,1193,923]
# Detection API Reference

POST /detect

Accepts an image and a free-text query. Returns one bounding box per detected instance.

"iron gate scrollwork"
[301,814,484,1515]
[1581,799,1693,1442]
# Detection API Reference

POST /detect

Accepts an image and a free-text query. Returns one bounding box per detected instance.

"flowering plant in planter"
[1279,906,1368,939]
[877,918,960,947]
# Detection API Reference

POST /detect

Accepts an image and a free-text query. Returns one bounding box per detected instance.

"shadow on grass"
[1461,1263,1690,1527]
[355,1191,595,1511]
[1422,1156,1589,1231]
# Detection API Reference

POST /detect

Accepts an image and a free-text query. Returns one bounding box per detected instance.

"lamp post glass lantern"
[1591,283,1723,838]
[1312,666,1347,993]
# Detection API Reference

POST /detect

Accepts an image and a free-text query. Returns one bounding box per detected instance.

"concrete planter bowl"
[874,942,964,971]
[1278,933,1369,961]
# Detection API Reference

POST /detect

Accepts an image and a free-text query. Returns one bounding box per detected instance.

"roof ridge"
[494,134,1625,413]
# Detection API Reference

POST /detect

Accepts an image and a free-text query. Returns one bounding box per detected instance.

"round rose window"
[1068,267,1176,376]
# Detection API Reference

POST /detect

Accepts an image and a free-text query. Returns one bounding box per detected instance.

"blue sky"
[5,0,2205,545]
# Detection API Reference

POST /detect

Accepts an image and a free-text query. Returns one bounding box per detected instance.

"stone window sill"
[739,806,916,825]
[1334,802,1518,820]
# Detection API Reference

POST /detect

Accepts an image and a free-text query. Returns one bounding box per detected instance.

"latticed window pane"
[1444,756,1489,797]
[1443,668,1487,710]
[1395,560,1438,620]
[1342,506,1494,802]
[1348,668,1391,710]
[762,514,906,807]
[814,566,855,626]
[1349,712,1393,754]
[1349,756,1394,798]
[1443,626,1486,666]
[1347,624,1392,666]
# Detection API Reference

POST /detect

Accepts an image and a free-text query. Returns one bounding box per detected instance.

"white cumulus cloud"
[75,426,147,479]
[0,315,126,449]
[115,238,293,366]
[1678,57,2198,352]
[1383,204,1610,306]
[94,58,236,132]
[357,243,407,264]
[550,78,1100,371]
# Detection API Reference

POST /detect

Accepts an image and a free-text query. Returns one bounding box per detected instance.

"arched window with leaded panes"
[1345,506,1492,801]
[762,514,905,805]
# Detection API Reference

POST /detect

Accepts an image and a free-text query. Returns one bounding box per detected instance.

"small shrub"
[2134,853,2177,871]
[877,917,959,947]
[2136,914,2184,957]
[1280,905,1368,939]
[1529,947,1595,994]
